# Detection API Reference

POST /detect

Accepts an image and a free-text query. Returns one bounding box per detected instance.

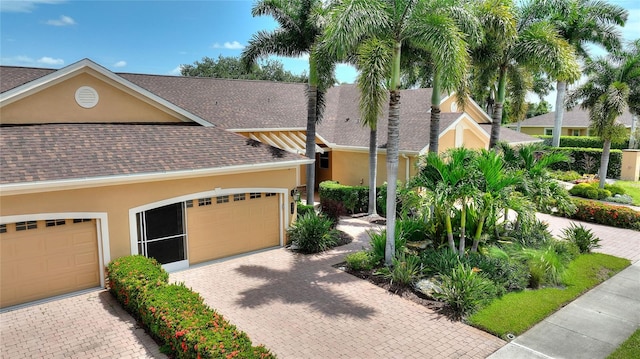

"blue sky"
[1,0,638,87]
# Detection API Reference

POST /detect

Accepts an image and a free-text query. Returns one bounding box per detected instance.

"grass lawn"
[468,253,630,338]
[608,328,640,359]
[615,180,640,206]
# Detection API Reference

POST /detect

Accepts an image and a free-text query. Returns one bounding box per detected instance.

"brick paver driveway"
[171,217,505,358]
[0,290,165,359]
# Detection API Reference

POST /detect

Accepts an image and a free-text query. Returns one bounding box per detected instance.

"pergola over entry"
[234,130,326,155]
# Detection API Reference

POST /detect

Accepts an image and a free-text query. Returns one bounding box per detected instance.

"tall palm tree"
[548,0,627,147]
[354,38,392,216]
[473,0,580,148]
[242,0,335,205]
[322,0,470,265]
[568,41,640,188]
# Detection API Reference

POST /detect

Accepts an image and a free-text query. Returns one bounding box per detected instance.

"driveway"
[170,217,505,358]
[0,290,165,359]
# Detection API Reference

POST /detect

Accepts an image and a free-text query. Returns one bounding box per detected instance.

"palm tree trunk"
[305,84,317,205]
[429,72,441,153]
[598,139,612,189]
[305,58,319,205]
[552,81,567,147]
[459,202,466,256]
[385,42,402,266]
[630,115,638,149]
[368,128,378,215]
[471,212,486,253]
[386,90,400,265]
[489,102,504,149]
[445,211,456,252]
[489,68,507,149]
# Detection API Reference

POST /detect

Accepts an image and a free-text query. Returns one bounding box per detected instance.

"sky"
[1,0,638,92]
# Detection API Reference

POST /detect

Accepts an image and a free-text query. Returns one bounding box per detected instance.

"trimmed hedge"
[318,181,370,214]
[537,135,629,149]
[107,256,274,359]
[548,147,622,179]
[564,198,640,231]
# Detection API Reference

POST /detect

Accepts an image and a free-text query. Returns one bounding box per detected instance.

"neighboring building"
[508,108,635,137]
[0,59,538,308]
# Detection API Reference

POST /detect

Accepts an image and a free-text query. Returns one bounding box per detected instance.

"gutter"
[0,159,313,196]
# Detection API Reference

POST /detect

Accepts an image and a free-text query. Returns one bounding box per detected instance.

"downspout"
[402,154,410,182]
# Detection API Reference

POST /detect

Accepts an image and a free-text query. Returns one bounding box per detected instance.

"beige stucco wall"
[440,95,490,124]
[520,127,546,136]
[330,150,418,187]
[621,150,640,181]
[1,70,184,124]
[0,168,297,260]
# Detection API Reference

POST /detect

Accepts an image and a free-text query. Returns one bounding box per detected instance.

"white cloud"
[168,65,183,76]
[45,15,75,26]
[113,60,127,68]
[0,55,64,67]
[212,41,244,50]
[1,0,66,13]
[37,56,64,65]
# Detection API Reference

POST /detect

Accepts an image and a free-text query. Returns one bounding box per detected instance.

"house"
[508,108,635,137]
[0,59,538,308]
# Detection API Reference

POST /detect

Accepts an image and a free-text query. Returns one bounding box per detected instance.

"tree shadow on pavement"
[234,253,377,319]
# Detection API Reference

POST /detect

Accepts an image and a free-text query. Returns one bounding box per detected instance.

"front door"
[136,202,188,271]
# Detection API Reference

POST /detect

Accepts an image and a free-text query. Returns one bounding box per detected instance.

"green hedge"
[318,181,370,214]
[537,135,629,149]
[107,256,274,359]
[564,198,640,231]
[548,147,622,179]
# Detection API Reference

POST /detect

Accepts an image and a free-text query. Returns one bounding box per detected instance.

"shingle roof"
[515,108,634,128]
[0,66,56,93]
[0,124,304,184]
[119,73,308,129]
[478,124,543,144]
[0,64,538,154]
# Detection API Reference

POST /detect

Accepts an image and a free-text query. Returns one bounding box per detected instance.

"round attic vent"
[75,86,99,108]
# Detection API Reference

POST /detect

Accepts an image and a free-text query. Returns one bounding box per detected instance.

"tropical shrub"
[106,255,168,314]
[604,194,634,205]
[466,251,530,294]
[345,251,375,271]
[287,212,339,253]
[297,202,315,217]
[319,198,347,225]
[368,228,407,264]
[503,218,554,249]
[561,223,601,254]
[420,249,460,276]
[568,198,640,230]
[537,135,629,149]
[107,256,273,359]
[434,262,498,318]
[548,147,622,179]
[509,245,569,288]
[549,170,582,182]
[318,181,371,214]
[140,284,273,358]
[395,216,430,243]
[387,253,422,286]
[570,182,612,200]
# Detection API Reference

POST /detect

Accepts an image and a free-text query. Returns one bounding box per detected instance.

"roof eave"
[0,159,313,196]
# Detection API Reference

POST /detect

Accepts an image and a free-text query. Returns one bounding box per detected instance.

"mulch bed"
[333,262,450,314]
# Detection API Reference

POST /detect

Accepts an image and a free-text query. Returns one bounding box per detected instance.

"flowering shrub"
[569,198,640,231]
[107,256,274,359]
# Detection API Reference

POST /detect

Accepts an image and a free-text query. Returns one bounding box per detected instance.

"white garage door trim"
[0,212,110,289]
[129,187,290,271]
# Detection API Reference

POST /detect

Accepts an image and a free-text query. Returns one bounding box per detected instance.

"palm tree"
[568,41,640,188]
[473,0,580,148]
[548,0,627,147]
[241,0,335,205]
[354,38,392,216]
[322,0,470,265]
[471,149,520,252]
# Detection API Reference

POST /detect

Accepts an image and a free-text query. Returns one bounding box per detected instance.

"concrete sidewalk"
[489,214,640,359]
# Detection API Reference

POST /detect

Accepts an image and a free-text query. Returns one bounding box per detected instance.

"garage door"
[187,192,280,264]
[0,219,99,308]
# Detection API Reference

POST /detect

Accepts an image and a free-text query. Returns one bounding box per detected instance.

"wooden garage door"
[187,192,280,264]
[0,219,99,308]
